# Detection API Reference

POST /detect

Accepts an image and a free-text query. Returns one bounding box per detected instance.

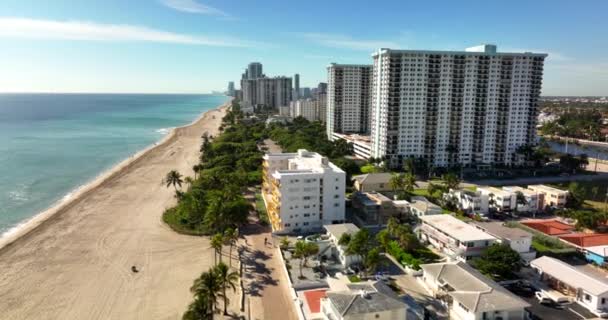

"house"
[418,214,497,261]
[262,149,346,233]
[324,223,362,268]
[447,189,488,214]
[321,280,422,320]
[521,219,575,236]
[352,173,393,193]
[478,186,516,212]
[472,222,536,262]
[559,233,608,248]
[502,186,539,212]
[530,256,608,317]
[419,262,530,320]
[527,185,568,209]
[351,192,401,225]
[409,196,442,218]
[586,246,608,266]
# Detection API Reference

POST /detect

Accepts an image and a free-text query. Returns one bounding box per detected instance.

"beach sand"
[0,102,228,319]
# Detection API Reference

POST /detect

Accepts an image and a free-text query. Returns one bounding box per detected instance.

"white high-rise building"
[327,63,372,140]
[242,75,292,111]
[262,150,346,233]
[370,45,547,168]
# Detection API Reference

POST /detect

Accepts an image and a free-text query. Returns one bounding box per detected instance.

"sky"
[0,0,607,96]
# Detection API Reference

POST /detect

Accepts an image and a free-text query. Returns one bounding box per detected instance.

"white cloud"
[160,0,231,18]
[295,32,400,51]
[0,17,249,47]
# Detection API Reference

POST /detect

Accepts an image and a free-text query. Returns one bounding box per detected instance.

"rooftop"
[528,184,569,194]
[587,245,608,257]
[303,289,327,314]
[522,219,575,236]
[531,256,608,296]
[410,197,442,213]
[421,262,530,313]
[324,223,360,240]
[325,281,407,316]
[471,222,533,241]
[352,173,393,185]
[420,214,496,242]
[559,233,608,248]
[373,45,548,58]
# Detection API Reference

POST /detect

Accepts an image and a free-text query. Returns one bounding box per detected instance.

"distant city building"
[293,73,300,100]
[370,45,547,168]
[301,87,312,99]
[290,98,317,121]
[240,62,292,112]
[327,63,372,140]
[262,149,346,233]
[246,62,263,79]
[227,81,235,96]
[316,91,327,123]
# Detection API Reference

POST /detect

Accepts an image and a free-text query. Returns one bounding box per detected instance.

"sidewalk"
[240,222,297,320]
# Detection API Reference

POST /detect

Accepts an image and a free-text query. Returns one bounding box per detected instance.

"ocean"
[0,93,229,237]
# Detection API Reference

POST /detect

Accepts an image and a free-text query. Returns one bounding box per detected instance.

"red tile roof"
[522,219,574,236]
[303,289,327,314]
[559,233,608,247]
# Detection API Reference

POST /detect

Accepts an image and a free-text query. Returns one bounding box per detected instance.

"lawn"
[255,192,269,225]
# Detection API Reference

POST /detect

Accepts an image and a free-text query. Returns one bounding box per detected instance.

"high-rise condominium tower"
[294,74,300,100]
[247,62,263,79]
[326,63,372,140]
[370,44,546,168]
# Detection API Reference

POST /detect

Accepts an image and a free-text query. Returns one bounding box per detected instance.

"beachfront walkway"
[240,221,298,320]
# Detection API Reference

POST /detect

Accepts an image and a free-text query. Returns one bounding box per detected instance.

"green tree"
[566,182,586,209]
[293,241,320,279]
[190,270,222,318]
[280,236,290,249]
[338,233,351,246]
[471,244,522,280]
[183,294,211,320]
[403,172,418,193]
[164,170,184,191]
[223,228,239,267]
[214,262,239,315]
[211,233,224,265]
[346,229,371,257]
[364,248,382,275]
[376,229,392,251]
[441,172,461,190]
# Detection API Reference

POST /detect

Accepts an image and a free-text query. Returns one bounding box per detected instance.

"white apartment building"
[290,98,318,121]
[472,221,536,262]
[420,262,530,320]
[447,189,489,214]
[502,186,539,212]
[370,44,547,168]
[327,63,372,139]
[418,214,497,261]
[527,184,568,209]
[478,186,516,212]
[240,62,292,112]
[262,150,346,233]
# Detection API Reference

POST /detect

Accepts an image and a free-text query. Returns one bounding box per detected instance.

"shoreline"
[0,99,231,252]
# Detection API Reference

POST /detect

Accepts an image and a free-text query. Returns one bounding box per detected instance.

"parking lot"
[502,282,597,320]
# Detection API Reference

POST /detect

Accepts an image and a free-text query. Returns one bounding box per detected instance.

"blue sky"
[0,0,607,95]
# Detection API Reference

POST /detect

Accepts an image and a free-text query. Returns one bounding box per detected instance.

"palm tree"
[192,164,202,179]
[223,228,239,267]
[183,295,211,320]
[293,241,319,279]
[211,233,224,265]
[164,170,183,191]
[190,271,222,318]
[280,237,290,249]
[184,176,194,188]
[389,173,405,196]
[403,172,418,193]
[441,172,461,191]
[214,262,239,316]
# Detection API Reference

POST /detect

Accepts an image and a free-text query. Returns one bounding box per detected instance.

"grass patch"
[162,207,209,236]
[412,188,430,197]
[255,192,269,225]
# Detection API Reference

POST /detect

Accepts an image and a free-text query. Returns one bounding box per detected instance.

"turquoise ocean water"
[0,93,228,237]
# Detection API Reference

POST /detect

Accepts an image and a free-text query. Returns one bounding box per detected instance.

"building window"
[585,294,592,301]
[458,302,469,312]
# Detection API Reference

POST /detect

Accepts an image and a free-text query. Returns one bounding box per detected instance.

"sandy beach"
[0,102,228,319]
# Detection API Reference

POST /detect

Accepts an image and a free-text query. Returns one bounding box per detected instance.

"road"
[240,222,298,320]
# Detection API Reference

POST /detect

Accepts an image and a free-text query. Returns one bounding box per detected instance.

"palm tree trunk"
[214,250,217,266]
[229,244,233,267]
[223,286,228,315]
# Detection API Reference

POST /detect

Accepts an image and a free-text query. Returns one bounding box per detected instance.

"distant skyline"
[1,0,607,96]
